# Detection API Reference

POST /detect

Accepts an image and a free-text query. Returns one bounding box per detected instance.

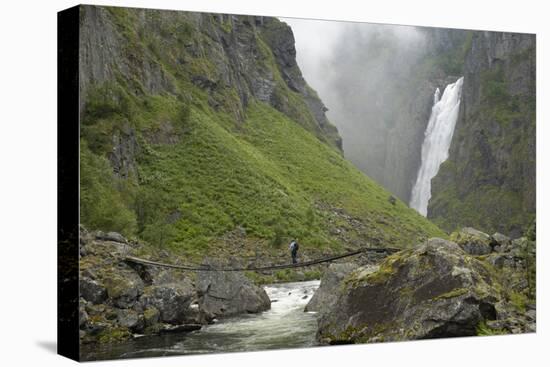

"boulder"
[140,278,196,324]
[317,238,502,344]
[305,263,356,314]
[79,303,89,328]
[95,231,127,244]
[116,309,144,332]
[80,277,107,304]
[81,236,132,259]
[451,227,495,255]
[197,270,271,317]
[102,268,144,308]
[486,253,518,269]
[143,306,160,327]
[492,232,512,252]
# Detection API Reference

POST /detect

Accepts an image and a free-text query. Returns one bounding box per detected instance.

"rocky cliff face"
[429,31,536,237]
[79,6,341,150]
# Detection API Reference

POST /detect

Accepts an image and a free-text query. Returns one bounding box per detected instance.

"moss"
[345,251,408,288]
[97,327,132,344]
[433,287,469,300]
[143,307,157,320]
[219,18,232,33]
[476,321,508,336]
[366,251,410,285]
[399,285,415,298]
[509,291,529,313]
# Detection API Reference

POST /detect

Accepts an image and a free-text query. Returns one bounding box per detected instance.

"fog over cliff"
[281,17,467,204]
[281,18,434,199]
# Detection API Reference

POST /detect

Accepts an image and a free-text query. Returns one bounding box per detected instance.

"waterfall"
[410,77,464,216]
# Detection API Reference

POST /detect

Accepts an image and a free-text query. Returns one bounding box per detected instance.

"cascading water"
[410,77,464,216]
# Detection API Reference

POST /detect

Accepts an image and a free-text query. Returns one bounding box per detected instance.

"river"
[80,280,320,361]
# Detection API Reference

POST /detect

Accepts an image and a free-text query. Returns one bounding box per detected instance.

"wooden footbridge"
[124,247,401,272]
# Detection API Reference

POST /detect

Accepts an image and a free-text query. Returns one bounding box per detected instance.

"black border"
[57,4,80,362]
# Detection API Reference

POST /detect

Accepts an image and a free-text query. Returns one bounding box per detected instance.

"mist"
[281,17,435,201]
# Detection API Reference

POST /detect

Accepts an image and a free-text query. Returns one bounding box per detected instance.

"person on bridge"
[289,239,299,264]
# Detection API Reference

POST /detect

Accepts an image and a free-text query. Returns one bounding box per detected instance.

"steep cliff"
[429,31,535,237]
[79,7,341,150]
[79,5,444,259]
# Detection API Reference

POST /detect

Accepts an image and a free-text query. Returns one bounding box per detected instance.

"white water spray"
[410,77,464,216]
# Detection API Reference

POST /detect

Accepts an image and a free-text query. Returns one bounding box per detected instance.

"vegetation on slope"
[79,6,445,260]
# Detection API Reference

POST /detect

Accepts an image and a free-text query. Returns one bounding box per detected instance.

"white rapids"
[410,77,464,216]
[81,280,321,360]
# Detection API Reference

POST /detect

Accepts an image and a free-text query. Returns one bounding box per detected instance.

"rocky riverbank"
[309,228,535,344]
[78,227,271,344]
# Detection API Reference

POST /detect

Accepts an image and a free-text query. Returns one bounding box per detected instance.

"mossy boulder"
[492,232,512,252]
[450,227,495,255]
[116,309,144,332]
[197,270,271,317]
[80,276,107,304]
[143,306,160,327]
[317,238,503,344]
[305,263,357,315]
[139,279,196,324]
[102,268,144,308]
[97,326,132,344]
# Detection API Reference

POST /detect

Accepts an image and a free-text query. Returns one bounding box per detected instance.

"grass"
[79,6,446,259]
[476,321,508,336]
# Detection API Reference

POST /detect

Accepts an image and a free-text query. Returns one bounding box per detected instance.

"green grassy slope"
[79,6,445,258]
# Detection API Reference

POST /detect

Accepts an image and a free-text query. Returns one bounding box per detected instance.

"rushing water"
[410,77,464,216]
[80,280,320,361]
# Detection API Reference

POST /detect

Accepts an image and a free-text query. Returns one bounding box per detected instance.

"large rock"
[305,263,357,314]
[102,268,145,308]
[79,301,89,328]
[317,238,502,344]
[451,227,495,255]
[197,271,271,317]
[116,309,144,332]
[143,306,160,327]
[492,232,512,252]
[140,279,196,324]
[80,277,107,304]
[95,231,127,244]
